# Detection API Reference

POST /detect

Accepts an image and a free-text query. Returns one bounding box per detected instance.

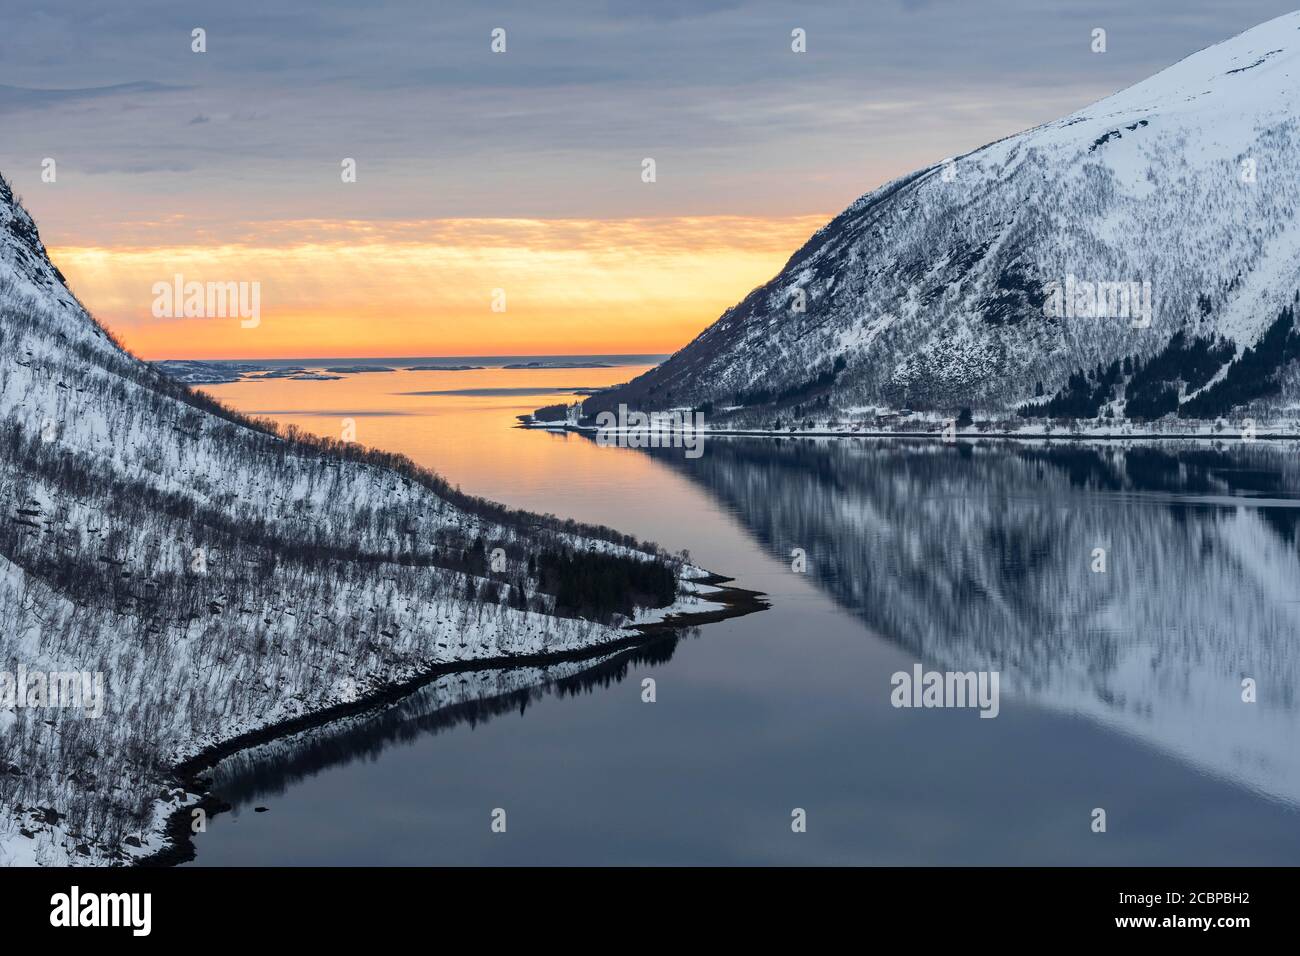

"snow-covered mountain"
[0,173,724,865]
[586,12,1300,427]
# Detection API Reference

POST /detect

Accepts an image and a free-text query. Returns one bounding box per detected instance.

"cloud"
[602,0,749,21]
[81,160,197,175]
[0,81,182,114]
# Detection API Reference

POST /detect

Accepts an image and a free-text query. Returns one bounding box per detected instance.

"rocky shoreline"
[137,575,767,867]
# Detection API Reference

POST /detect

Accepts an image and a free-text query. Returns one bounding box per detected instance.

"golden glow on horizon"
[48,215,828,359]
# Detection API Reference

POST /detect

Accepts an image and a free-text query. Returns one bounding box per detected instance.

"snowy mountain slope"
[0,173,719,865]
[585,11,1300,425]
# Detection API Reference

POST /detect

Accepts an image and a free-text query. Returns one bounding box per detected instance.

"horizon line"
[151,351,672,362]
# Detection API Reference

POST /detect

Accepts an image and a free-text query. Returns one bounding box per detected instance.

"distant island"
[153,358,631,385]
[152,360,368,384]
[504,361,613,369]
[404,364,486,371]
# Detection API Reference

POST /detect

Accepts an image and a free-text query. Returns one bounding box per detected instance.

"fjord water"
[188,361,1300,864]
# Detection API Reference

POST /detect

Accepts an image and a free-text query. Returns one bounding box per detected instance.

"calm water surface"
[185,360,1300,864]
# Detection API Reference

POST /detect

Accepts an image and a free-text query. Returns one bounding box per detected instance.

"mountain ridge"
[0,173,731,865]
[580,11,1300,429]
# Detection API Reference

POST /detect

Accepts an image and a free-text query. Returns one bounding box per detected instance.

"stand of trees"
[1179,305,1300,418]
[1016,314,1300,423]
[537,547,677,623]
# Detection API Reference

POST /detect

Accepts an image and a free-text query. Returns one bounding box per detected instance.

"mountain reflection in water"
[199,434,1300,863]
[208,635,688,806]
[642,438,1300,806]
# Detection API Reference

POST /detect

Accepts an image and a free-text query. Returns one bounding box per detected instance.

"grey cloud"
[82,161,197,175]
[2,0,1298,229]
[0,81,182,114]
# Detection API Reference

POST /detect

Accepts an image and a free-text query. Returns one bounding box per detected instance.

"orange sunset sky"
[46,214,830,359]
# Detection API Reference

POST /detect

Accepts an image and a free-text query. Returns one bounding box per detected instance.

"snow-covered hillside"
[587,12,1300,427]
[0,173,722,865]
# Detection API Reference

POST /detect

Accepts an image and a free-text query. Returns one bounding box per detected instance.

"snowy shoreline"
[136,572,767,867]
[521,420,1300,443]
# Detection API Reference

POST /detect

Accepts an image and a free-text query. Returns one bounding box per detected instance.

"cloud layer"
[3,0,1295,354]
